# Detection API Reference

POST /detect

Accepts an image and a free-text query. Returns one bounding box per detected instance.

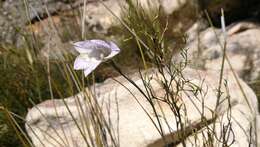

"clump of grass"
[105,1,257,146]
[0,42,76,146]
[0,45,42,147]
[115,0,187,66]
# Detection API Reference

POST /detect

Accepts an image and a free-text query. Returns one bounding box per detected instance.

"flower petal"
[109,41,120,52]
[73,40,121,77]
[104,50,120,59]
[73,40,110,54]
[104,41,120,59]
[83,61,101,76]
[73,56,101,70]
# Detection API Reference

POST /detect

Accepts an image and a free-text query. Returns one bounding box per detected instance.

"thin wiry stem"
[2,107,30,147]
[46,42,70,146]
[28,99,68,147]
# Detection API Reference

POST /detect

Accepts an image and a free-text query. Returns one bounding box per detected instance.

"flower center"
[79,47,110,61]
[88,47,111,60]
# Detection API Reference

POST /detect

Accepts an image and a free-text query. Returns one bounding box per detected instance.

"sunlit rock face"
[185,21,260,82]
[25,67,259,147]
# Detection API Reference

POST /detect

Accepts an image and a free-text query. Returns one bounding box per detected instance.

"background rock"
[25,67,259,147]
[0,0,191,48]
[160,0,187,14]
[0,0,86,46]
[186,21,260,82]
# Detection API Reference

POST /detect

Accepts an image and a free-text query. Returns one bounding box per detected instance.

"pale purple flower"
[73,39,120,76]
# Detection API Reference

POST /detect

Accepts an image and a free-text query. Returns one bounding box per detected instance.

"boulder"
[0,0,190,48]
[186,21,260,82]
[0,0,86,46]
[25,67,259,146]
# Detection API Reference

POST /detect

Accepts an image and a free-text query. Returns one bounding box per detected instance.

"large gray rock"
[0,0,85,46]
[25,67,259,146]
[186,21,260,81]
[0,0,189,47]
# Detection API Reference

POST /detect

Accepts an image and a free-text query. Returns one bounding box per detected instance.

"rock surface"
[25,67,259,147]
[0,0,189,47]
[186,21,260,82]
[0,0,86,46]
